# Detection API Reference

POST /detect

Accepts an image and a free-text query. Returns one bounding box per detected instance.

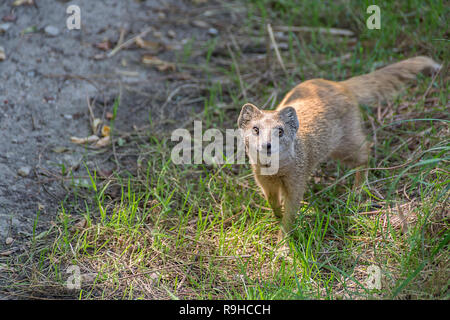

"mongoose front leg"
[280,196,300,237]
[279,178,306,239]
[274,187,303,260]
[255,175,283,218]
[268,193,282,218]
[353,165,368,190]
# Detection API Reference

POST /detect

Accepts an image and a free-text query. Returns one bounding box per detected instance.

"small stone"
[208,27,218,36]
[5,237,13,245]
[192,20,209,28]
[167,30,176,38]
[44,25,60,37]
[18,166,31,177]
[0,23,11,33]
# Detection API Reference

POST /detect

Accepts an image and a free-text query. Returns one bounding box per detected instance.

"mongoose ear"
[279,107,299,132]
[238,103,261,129]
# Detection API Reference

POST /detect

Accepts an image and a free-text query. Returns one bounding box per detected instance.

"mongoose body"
[237,56,440,239]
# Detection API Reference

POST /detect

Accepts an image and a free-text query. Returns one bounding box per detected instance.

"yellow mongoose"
[238,56,440,240]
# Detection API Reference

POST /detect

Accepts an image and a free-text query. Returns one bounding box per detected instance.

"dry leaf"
[0,46,5,61]
[52,146,70,153]
[167,30,176,38]
[70,135,100,144]
[94,136,111,148]
[142,55,175,72]
[13,0,34,6]
[101,125,110,137]
[135,36,161,51]
[0,249,15,256]
[92,118,102,134]
[106,112,114,120]
[2,14,17,22]
[95,40,112,51]
[191,20,209,28]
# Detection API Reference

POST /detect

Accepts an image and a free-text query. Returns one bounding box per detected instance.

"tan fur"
[238,56,440,240]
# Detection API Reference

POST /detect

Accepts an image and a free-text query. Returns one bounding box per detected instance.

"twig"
[107,26,152,58]
[267,23,288,78]
[117,27,126,48]
[273,25,354,37]
[86,95,96,134]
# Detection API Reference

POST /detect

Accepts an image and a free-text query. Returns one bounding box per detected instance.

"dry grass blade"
[267,23,288,78]
[107,26,152,58]
[226,43,247,101]
[273,25,354,36]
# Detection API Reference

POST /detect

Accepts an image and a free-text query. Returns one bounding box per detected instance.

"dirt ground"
[0,0,236,287]
[1,0,448,301]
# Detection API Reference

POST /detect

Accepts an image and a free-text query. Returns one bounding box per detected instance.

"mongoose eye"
[252,126,259,135]
[278,128,284,137]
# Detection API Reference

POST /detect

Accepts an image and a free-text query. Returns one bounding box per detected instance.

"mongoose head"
[237,103,299,167]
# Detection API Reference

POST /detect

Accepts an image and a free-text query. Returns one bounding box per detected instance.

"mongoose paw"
[273,208,283,219]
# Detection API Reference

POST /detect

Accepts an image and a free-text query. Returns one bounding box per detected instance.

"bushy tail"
[342,56,441,105]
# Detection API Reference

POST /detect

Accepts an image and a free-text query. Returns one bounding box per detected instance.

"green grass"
[2,0,448,299]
